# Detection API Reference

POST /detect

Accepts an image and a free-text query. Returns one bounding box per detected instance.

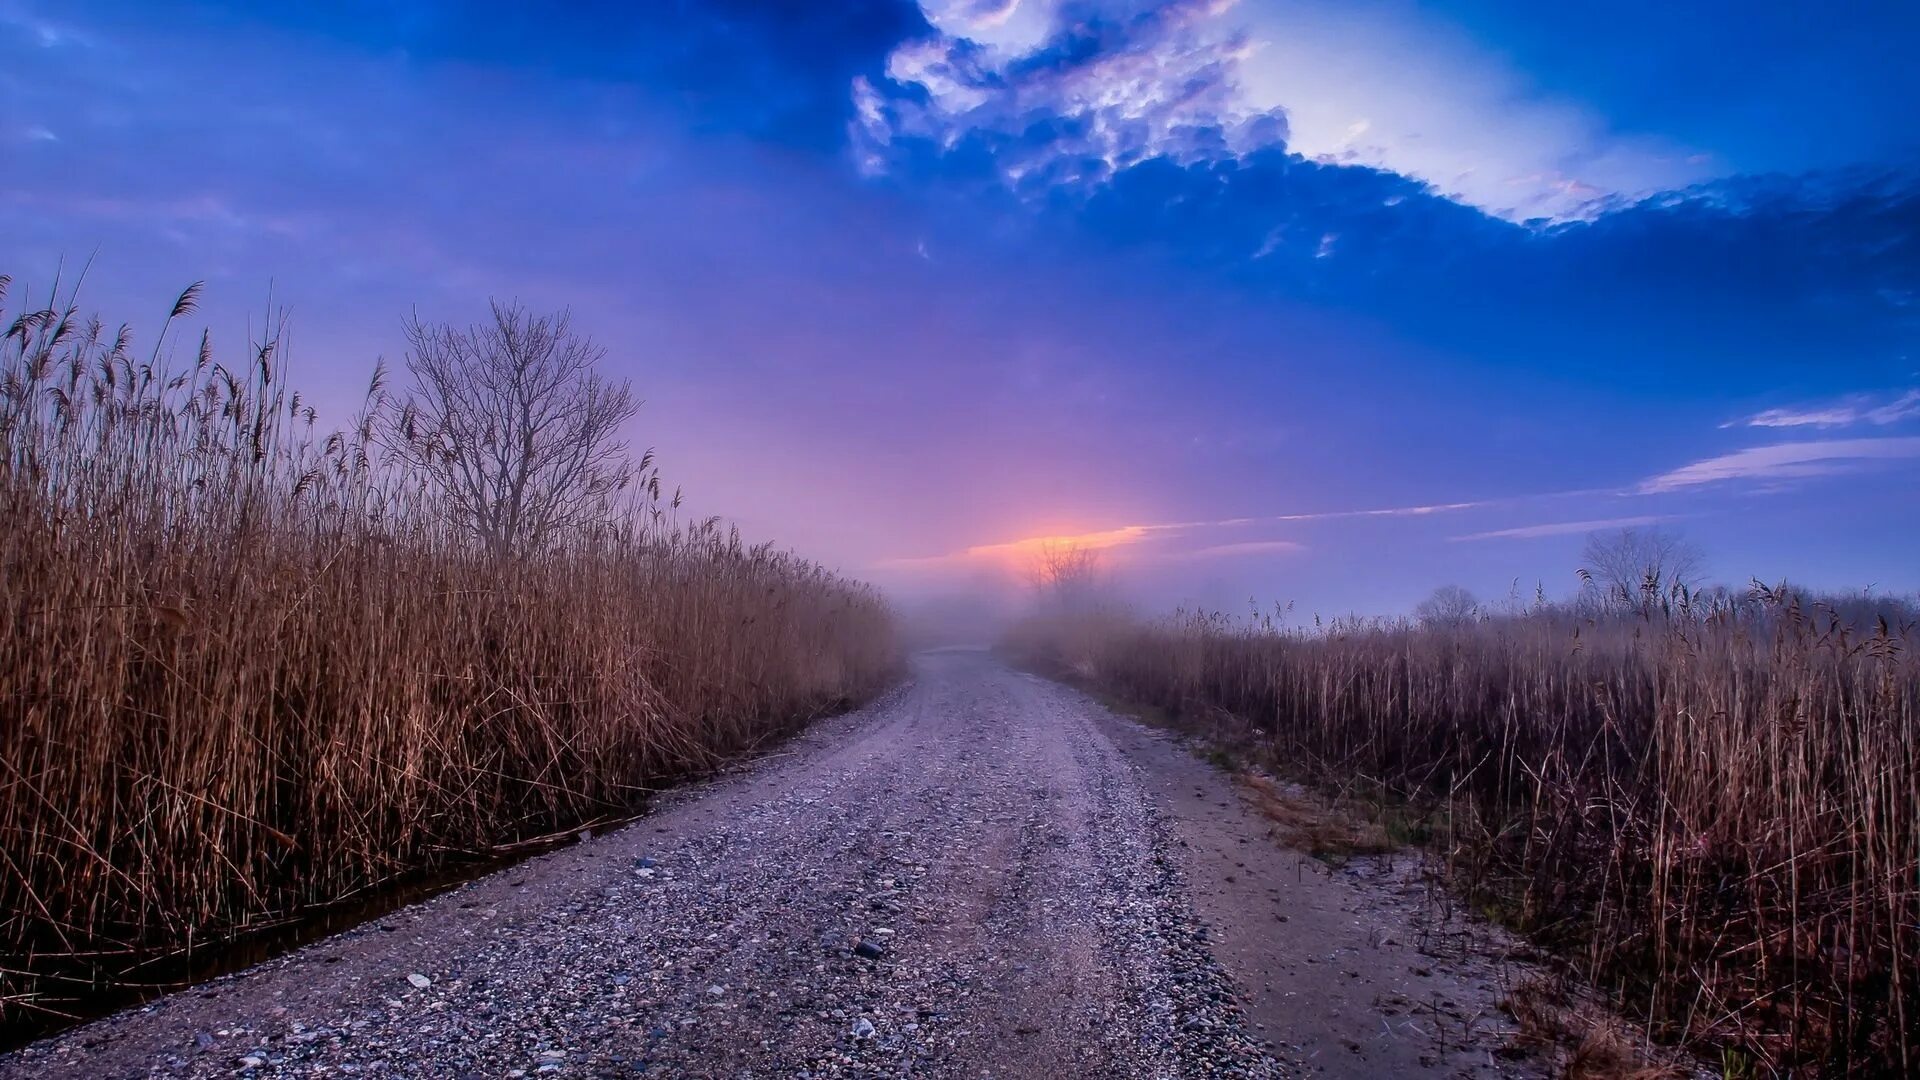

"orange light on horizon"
[882,524,1156,570]
[962,525,1150,560]
[877,494,1510,575]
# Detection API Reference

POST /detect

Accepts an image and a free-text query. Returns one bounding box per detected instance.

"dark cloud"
[889,105,1919,371]
[1540,170,1920,308]
[854,0,1917,376]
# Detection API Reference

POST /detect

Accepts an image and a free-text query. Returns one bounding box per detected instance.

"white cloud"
[918,0,1055,53]
[866,0,1713,221]
[1453,515,1666,542]
[1640,438,1920,493]
[882,495,1500,569]
[1232,1,1706,221]
[871,0,1282,188]
[886,38,994,117]
[1177,538,1307,558]
[1725,389,1920,430]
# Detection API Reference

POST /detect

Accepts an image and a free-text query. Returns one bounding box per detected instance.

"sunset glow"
[886,526,1159,569]
[7,1,1915,612]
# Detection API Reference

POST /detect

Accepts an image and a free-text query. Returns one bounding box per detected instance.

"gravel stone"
[0,652,1289,1078]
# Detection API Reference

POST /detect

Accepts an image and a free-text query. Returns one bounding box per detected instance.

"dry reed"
[0,278,898,1032]
[1006,591,1918,1075]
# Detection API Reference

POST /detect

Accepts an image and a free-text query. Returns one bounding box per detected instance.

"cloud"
[1202,499,1496,525]
[884,495,1507,570]
[1639,438,1920,493]
[1452,516,1666,542]
[1230,1,1708,221]
[860,0,1710,221]
[1726,389,1920,430]
[960,524,1151,559]
[882,524,1154,567]
[918,0,1045,49]
[896,429,1919,568]
[1173,538,1306,559]
[1057,153,1920,366]
[859,0,1285,191]
[0,4,90,50]
[1536,171,1920,318]
[860,5,1920,343]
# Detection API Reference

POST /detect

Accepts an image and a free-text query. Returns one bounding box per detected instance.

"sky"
[4,0,1917,617]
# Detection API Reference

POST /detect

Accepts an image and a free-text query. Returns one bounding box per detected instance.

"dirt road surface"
[3,651,1540,1079]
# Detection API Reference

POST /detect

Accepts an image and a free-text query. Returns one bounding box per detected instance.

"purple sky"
[5,0,1917,616]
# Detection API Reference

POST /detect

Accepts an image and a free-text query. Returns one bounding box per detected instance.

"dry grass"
[1232,773,1396,864]
[0,279,898,1031]
[1503,973,1686,1079]
[1005,592,1919,1075]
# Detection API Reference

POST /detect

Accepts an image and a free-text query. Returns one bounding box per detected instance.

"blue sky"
[4,0,1916,614]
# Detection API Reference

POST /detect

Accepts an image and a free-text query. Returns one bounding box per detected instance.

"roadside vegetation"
[0,275,898,1035]
[1004,535,1918,1076]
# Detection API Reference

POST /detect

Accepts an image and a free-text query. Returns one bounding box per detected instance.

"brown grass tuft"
[1233,773,1396,862]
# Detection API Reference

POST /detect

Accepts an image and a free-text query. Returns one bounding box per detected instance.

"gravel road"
[5,651,1296,1078]
[7,651,1559,1078]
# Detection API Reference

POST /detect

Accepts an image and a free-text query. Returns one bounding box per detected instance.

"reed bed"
[1006,594,1919,1074]
[0,279,898,1031]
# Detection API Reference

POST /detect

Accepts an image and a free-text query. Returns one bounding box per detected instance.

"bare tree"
[1414,584,1478,628]
[1579,526,1706,612]
[1028,542,1104,613]
[393,302,640,556]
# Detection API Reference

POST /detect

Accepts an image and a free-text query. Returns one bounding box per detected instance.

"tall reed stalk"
[0,278,898,1030]
[1006,594,1918,1074]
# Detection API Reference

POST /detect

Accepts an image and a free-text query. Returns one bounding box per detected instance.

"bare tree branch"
[1028,542,1106,614]
[388,301,642,556]
[1580,526,1706,613]
[1415,584,1479,628]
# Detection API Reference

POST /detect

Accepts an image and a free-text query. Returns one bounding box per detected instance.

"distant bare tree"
[1028,542,1104,613]
[1580,526,1706,612]
[393,302,640,556]
[1414,584,1479,628]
